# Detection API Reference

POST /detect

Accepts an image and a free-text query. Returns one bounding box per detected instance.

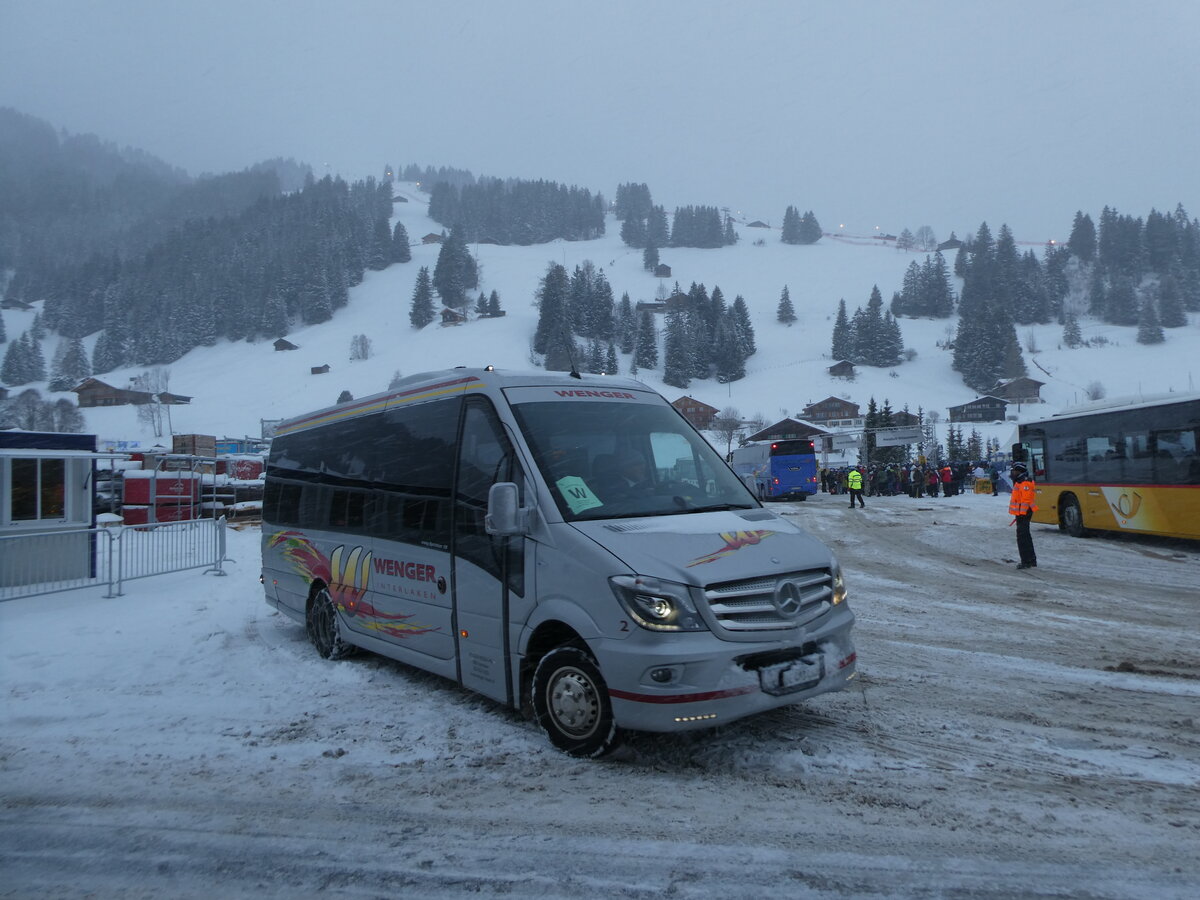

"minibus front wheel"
[307,586,357,660]
[532,645,620,758]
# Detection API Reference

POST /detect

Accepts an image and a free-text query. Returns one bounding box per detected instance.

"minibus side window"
[371,398,461,549]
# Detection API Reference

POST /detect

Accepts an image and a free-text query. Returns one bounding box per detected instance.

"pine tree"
[780,206,801,244]
[776,286,797,325]
[648,205,670,248]
[1,333,30,385]
[927,252,955,317]
[432,225,476,308]
[1157,275,1187,327]
[26,331,46,382]
[880,312,904,366]
[633,310,658,371]
[391,221,412,263]
[486,290,502,317]
[605,343,618,375]
[642,243,659,271]
[798,211,823,244]
[367,218,392,270]
[409,266,436,328]
[1067,211,1097,261]
[49,337,90,392]
[831,299,851,361]
[1062,312,1083,348]
[617,293,636,354]
[713,316,746,382]
[731,295,756,357]
[1136,298,1165,344]
[533,262,576,371]
[1106,276,1139,326]
[259,291,289,339]
[662,305,690,388]
[586,340,604,374]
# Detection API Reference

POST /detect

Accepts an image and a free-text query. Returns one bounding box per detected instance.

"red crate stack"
[122,471,201,523]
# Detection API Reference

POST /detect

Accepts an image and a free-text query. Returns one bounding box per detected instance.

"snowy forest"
[3,106,1200,433]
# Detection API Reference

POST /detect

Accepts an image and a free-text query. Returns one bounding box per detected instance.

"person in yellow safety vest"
[847,465,865,509]
[1008,462,1039,569]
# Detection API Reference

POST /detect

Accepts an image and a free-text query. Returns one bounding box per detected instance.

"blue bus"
[730,440,819,501]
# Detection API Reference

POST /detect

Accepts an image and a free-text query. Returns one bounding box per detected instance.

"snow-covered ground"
[3,493,1198,898]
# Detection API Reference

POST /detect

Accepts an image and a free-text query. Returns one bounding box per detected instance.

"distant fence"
[0,517,228,603]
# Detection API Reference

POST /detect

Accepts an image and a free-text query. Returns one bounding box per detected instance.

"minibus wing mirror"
[485,482,529,535]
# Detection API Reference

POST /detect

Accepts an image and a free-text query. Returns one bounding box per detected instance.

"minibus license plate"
[758,654,824,696]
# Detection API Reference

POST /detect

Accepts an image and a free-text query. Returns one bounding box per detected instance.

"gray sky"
[2,0,1197,240]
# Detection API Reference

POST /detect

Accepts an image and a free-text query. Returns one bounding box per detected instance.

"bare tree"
[132,368,171,437]
[1085,381,1106,401]
[710,406,744,456]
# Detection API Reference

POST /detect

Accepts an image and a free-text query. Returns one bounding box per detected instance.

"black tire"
[1059,493,1087,538]
[532,646,620,758]
[306,587,356,660]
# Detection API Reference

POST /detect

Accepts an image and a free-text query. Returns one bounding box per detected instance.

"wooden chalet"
[422,232,445,245]
[654,264,672,278]
[671,396,719,430]
[71,378,192,408]
[800,397,862,428]
[310,364,331,375]
[273,338,299,351]
[827,360,856,378]
[949,396,1008,423]
[937,234,963,252]
[991,377,1045,404]
[746,417,829,443]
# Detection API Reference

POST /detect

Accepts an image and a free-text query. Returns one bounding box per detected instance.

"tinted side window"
[265,397,461,544]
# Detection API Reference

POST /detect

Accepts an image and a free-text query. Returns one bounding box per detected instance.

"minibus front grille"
[703,570,833,632]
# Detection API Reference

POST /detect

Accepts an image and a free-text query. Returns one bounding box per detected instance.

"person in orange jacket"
[1008,462,1039,569]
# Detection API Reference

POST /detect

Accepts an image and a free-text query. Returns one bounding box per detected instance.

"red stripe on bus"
[608,685,758,705]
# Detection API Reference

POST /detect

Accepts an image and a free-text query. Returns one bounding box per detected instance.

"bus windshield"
[511,400,757,522]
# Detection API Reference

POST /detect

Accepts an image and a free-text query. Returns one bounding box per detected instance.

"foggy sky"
[2,0,1198,240]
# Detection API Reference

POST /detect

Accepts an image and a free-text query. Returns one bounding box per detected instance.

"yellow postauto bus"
[1015,392,1200,541]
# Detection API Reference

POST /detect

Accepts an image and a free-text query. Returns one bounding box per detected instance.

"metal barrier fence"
[0,516,228,603]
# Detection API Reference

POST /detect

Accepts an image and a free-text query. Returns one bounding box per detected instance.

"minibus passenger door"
[453,398,526,705]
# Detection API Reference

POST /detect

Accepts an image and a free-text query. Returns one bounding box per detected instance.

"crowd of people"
[819,461,1003,499]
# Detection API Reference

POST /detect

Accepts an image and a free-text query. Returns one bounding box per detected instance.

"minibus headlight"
[610,575,708,632]
[831,560,847,606]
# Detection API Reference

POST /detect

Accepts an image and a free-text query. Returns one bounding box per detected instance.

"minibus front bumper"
[597,608,857,733]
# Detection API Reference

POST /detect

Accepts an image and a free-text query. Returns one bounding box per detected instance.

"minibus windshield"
[512,399,757,522]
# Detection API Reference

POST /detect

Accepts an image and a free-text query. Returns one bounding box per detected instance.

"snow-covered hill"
[4,186,1198,452]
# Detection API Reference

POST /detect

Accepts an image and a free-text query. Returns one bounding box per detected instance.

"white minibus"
[261,368,857,756]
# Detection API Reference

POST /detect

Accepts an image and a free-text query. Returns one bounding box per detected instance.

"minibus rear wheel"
[532,645,620,758]
[307,587,356,660]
